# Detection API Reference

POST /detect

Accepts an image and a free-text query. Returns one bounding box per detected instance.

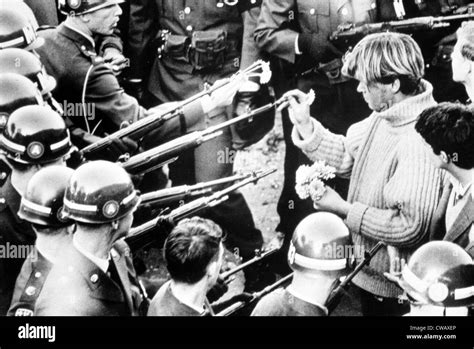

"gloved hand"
[103,47,129,75]
[206,277,229,303]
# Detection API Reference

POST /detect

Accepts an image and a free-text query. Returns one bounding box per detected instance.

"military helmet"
[0,7,42,51]
[399,241,474,308]
[18,166,75,227]
[0,73,44,129]
[62,160,140,224]
[0,48,56,96]
[0,105,73,164]
[58,0,124,16]
[288,212,352,274]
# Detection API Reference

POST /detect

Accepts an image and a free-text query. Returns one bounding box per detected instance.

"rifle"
[219,246,280,283]
[324,241,386,315]
[80,61,271,158]
[139,172,254,208]
[118,95,289,176]
[124,168,276,252]
[330,13,474,50]
[213,273,294,317]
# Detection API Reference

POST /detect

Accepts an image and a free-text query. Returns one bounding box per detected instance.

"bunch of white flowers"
[295,161,336,202]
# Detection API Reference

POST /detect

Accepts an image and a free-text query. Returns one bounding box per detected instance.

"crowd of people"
[0,0,472,317]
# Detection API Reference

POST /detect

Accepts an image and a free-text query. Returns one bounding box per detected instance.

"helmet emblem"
[27,142,44,159]
[288,242,296,264]
[428,282,449,303]
[67,0,81,9]
[103,200,119,219]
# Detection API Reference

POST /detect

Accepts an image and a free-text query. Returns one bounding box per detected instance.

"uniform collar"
[60,22,96,50]
[73,235,109,273]
[286,285,329,315]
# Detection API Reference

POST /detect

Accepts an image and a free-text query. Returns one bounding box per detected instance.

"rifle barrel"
[325,241,385,314]
[215,273,293,317]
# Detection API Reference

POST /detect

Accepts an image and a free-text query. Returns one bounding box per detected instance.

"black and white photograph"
[0,0,473,347]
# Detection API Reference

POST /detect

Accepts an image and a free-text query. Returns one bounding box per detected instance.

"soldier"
[385,241,474,316]
[36,0,241,159]
[35,161,147,316]
[147,217,224,316]
[7,166,75,316]
[254,0,377,272]
[0,105,73,315]
[415,103,474,257]
[127,0,265,266]
[252,212,353,316]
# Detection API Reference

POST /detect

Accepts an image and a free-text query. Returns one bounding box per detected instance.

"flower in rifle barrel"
[244,60,272,85]
[295,161,336,202]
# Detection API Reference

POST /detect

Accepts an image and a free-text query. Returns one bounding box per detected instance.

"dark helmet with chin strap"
[0,48,56,96]
[398,241,474,308]
[62,160,140,224]
[0,7,42,51]
[18,166,75,228]
[0,73,44,130]
[58,0,124,16]
[0,105,73,164]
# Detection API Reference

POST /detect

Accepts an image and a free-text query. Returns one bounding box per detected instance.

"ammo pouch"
[318,58,350,85]
[162,33,191,62]
[190,30,227,70]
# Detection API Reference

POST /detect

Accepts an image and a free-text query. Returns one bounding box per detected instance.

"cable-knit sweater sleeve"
[346,133,442,247]
[291,117,372,179]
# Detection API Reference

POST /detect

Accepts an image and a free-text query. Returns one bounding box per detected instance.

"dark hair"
[164,217,223,284]
[415,102,474,169]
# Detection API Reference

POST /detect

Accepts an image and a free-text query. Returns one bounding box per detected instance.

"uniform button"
[251,0,256,3]
[35,272,42,278]
[371,2,377,9]
[25,286,36,296]
[184,7,191,14]
[217,1,224,7]
[341,7,349,16]
[309,8,316,15]
[90,274,99,283]
[0,198,5,204]
[186,25,193,32]
[111,249,119,258]
[0,172,6,180]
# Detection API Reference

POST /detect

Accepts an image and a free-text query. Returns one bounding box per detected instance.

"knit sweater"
[292,80,444,298]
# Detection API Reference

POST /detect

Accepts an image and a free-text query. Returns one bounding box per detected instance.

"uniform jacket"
[36,23,145,140]
[7,248,52,316]
[254,0,377,68]
[35,240,144,316]
[251,288,328,316]
[128,0,262,103]
[430,183,474,258]
[0,177,36,316]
